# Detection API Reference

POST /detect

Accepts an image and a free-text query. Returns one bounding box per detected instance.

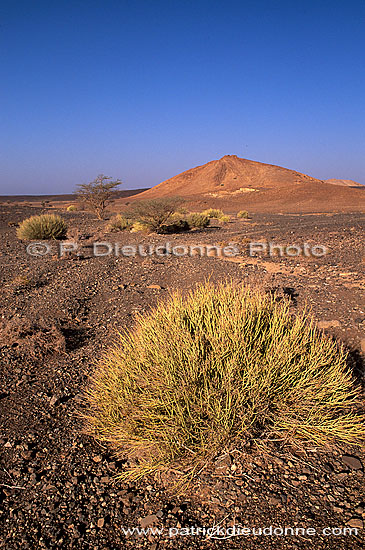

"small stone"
[342,455,363,470]
[49,395,58,406]
[140,514,159,528]
[4,441,12,448]
[21,450,32,460]
[92,455,102,463]
[97,518,105,528]
[361,338,365,355]
[346,518,363,529]
[318,320,341,329]
[147,284,163,290]
[269,497,281,506]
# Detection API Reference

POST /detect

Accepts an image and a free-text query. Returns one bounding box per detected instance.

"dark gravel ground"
[0,205,364,549]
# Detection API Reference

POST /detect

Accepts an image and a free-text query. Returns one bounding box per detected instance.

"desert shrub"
[158,219,189,234]
[169,212,185,223]
[218,214,230,223]
[237,210,249,219]
[67,204,77,212]
[130,221,150,232]
[171,208,188,217]
[202,208,224,219]
[126,197,185,232]
[76,174,122,219]
[17,214,68,240]
[186,212,210,229]
[107,215,132,232]
[83,281,364,482]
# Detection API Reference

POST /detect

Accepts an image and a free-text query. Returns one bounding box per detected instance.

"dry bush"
[17,214,68,240]
[107,215,132,232]
[67,205,77,212]
[126,197,185,232]
[237,210,249,219]
[130,221,150,232]
[202,208,224,219]
[83,281,364,483]
[186,212,210,229]
[158,219,189,234]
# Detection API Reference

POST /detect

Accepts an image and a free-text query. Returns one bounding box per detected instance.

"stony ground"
[0,205,364,549]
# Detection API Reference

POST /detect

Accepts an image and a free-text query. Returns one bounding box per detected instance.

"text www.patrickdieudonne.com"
[121,524,359,540]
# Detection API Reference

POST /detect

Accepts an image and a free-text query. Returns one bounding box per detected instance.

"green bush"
[237,210,249,219]
[17,214,68,240]
[107,215,132,232]
[84,281,364,482]
[186,212,210,229]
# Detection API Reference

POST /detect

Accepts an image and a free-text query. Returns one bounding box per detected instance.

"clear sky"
[1,0,364,194]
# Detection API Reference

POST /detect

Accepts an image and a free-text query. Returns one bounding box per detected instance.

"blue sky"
[1,0,364,194]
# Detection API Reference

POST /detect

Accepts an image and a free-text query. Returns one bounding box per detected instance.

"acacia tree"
[76,175,122,219]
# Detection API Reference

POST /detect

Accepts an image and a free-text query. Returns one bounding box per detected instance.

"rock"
[97,518,105,528]
[361,338,365,354]
[49,395,59,407]
[342,455,363,470]
[147,285,163,290]
[269,497,281,506]
[346,518,363,529]
[318,320,341,329]
[215,454,232,471]
[140,514,159,528]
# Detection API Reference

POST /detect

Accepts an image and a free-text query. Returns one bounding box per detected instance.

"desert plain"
[0,156,365,549]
